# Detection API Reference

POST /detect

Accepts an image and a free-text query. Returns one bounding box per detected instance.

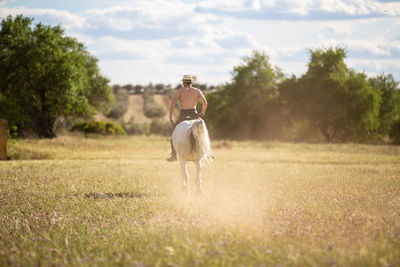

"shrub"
[71,121,126,135]
[128,123,150,135]
[121,118,150,135]
[150,119,173,136]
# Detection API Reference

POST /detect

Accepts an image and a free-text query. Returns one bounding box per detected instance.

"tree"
[83,56,113,114]
[369,74,400,136]
[206,51,285,139]
[0,15,113,138]
[281,47,380,142]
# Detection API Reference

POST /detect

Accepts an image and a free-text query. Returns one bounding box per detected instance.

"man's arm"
[169,90,180,122]
[198,90,207,117]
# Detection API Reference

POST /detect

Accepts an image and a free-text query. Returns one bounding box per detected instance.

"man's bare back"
[169,85,207,122]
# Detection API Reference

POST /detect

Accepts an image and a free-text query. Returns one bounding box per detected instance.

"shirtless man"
[167,74,208,162]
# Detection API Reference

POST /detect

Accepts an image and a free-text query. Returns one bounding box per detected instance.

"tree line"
[112,83,218,95]
[205,49,400,143]
[1,15,399,143]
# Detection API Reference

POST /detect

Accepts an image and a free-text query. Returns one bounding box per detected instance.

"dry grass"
[0,135,399,266]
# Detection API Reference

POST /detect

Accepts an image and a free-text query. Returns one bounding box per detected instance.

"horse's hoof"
[166,154,177,162]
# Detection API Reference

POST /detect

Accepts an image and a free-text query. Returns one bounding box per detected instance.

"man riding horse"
[167,75,208,162]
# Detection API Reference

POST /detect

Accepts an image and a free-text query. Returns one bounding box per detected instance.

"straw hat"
[182,74,196,82]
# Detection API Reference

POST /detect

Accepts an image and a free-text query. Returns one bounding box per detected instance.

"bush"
[106,89,129,119]
[121,118,150,135]
[389,120,400,144]
[150,119,173,136]
[71,121,126,135]
[128,123,150,135]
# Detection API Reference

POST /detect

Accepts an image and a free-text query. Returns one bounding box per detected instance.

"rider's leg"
[167,139,177,162]
[167,119,179,162]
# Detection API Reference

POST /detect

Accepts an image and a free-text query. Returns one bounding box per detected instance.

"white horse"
[172,118,213,195]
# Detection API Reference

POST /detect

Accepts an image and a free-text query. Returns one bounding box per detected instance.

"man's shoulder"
[191,87,201,93]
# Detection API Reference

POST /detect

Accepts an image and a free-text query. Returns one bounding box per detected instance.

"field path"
[123,95,151,123]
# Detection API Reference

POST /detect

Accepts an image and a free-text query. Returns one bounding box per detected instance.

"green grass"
[1,135,399,266]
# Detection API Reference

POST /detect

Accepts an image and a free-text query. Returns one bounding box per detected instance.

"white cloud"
[316,38,400,57]
[325,21,353,36]
[79,1,399,84]
[1,0,399,85]
[105,17,135,31]
[0,0,15,5]
[85,1,190,22]
[347,58,400,76]
[92,36,173,61]
[82,2,220,33]
[275,46,305,58]
[84,6,136,16]
[251,0,262,10]
[295,0,400,17]
[195,0,400,17]
[0,7,87,29]
[197,0,249,12]
[188,13,221,24]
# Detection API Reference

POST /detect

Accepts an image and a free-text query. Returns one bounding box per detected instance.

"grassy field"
[1,135,399,266]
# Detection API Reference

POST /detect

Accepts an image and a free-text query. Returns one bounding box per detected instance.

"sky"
[0,0,399,86]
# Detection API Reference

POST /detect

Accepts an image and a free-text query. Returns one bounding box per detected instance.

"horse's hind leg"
[195,162,203,195]
[179,159,189,195]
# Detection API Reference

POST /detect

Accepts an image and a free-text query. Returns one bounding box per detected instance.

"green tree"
[0,15,113,138]
[83,56,113,114]
[281,47,380,142]
[369,74,400,136]
[206,51,285,139]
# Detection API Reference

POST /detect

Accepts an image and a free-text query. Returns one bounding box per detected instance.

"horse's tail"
[191,119,213,164]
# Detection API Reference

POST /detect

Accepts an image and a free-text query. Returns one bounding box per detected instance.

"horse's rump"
[172,119,212,163]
